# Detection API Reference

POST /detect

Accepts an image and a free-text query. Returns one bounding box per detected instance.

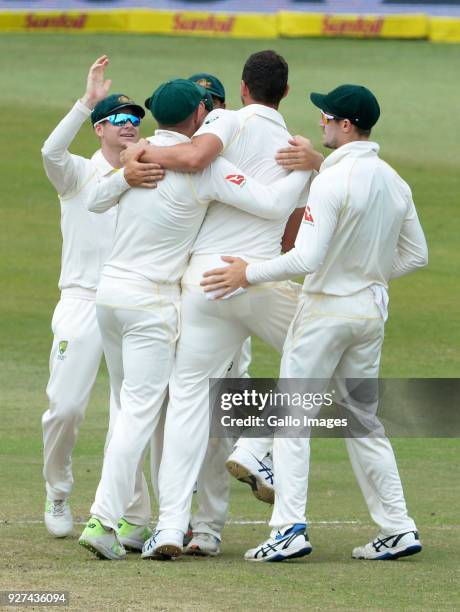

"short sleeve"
[194,109,240,150]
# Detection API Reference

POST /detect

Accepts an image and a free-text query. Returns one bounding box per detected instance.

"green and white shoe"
[79,517,126,560]
[117,518,152,552]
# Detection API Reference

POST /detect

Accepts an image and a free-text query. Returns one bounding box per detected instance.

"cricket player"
[202,84,428,561]
[184,71,252,556]
[125,51,322,559]
[189,72,226,110]
[78,78,310,561]
[41,56,161,541]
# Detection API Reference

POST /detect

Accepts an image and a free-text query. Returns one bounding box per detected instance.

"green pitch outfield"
[0,33,459,610]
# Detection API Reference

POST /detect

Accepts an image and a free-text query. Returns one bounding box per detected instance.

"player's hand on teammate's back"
[201,256,249,299]
[123,147,165,189]
[81,55,112,110]
[276,135,324,171]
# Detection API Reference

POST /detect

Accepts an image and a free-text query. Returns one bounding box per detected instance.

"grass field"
[0,33,459,611]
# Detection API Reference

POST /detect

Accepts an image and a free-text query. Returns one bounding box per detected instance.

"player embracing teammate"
[41,50,427,564]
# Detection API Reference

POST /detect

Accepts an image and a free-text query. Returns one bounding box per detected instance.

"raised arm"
[41,55,112,197]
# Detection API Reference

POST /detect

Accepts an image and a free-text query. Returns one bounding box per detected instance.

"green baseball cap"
[310,84,380,130]
[189,72,226,102]
[145,79,213,126]
[91,93,145,126]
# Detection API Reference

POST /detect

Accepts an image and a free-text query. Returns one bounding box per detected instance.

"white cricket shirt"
[100,130,309,285]
[247,141,428,295]
[41,100,129,294]
[193,104,312,258]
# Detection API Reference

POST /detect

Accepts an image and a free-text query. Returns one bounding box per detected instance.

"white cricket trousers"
[191,339,252,540]
[156,255,301,534]
[270,289,417,536]
[42,290,151,525]
[91,276,179,530]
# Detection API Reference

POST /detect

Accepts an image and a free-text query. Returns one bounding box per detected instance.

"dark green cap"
[188,72,225,102]
[310,84,380,130]
[145,79,213,125]
[91,93,145,126]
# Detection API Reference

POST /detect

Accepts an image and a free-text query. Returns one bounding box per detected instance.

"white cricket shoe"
[117,518,152,552]
[245,524,312,562]
[142,529,183,560]
[44,498,73,538]
[226,447,274,504]
[185,533,221,557]
[352,530,422,560]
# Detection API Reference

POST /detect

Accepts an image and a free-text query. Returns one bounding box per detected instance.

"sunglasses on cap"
[94,113,141,127]
[320,109,344,126]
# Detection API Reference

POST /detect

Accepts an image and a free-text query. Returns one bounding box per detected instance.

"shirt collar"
[152,129,191,143]
[90,149,116,176]
[239,104,287,129]
[320,140,380,172]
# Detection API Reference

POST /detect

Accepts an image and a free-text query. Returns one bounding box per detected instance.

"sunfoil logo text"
[25,13,88,29]
[322,15,384,37]
[172,13,236,33]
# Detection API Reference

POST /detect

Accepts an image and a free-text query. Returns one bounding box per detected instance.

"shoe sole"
[184,545,220,557]
[118,537,149,552]
[246,544,312,563]
[79,539,125,561]
[226,460,274,505]
[143,543,182,560]
[119,543,143,553]
[352,544,422,560]
[45,528,73,538]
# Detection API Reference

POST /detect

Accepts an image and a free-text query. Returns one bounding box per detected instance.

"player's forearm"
[226,170,311,221]
[260,171,312,220]
[247,247,318,284]
[281,208,304,252]
[247,206,335,283]
[390,243,428,278]
[86,170,129,213]
[390,216,428,279]
[140,140,215,173]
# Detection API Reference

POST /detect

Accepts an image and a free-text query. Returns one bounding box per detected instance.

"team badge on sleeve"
[303,206,315,225]
[57,340,68,361]
[225,174,247,187]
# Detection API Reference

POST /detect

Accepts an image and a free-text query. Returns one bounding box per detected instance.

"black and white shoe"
[245,524,312,562]
[226,447,274,504]
[352,530,422,560]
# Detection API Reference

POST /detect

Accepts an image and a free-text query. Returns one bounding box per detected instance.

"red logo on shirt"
[303,206,314,224]
[225,174,246,187]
